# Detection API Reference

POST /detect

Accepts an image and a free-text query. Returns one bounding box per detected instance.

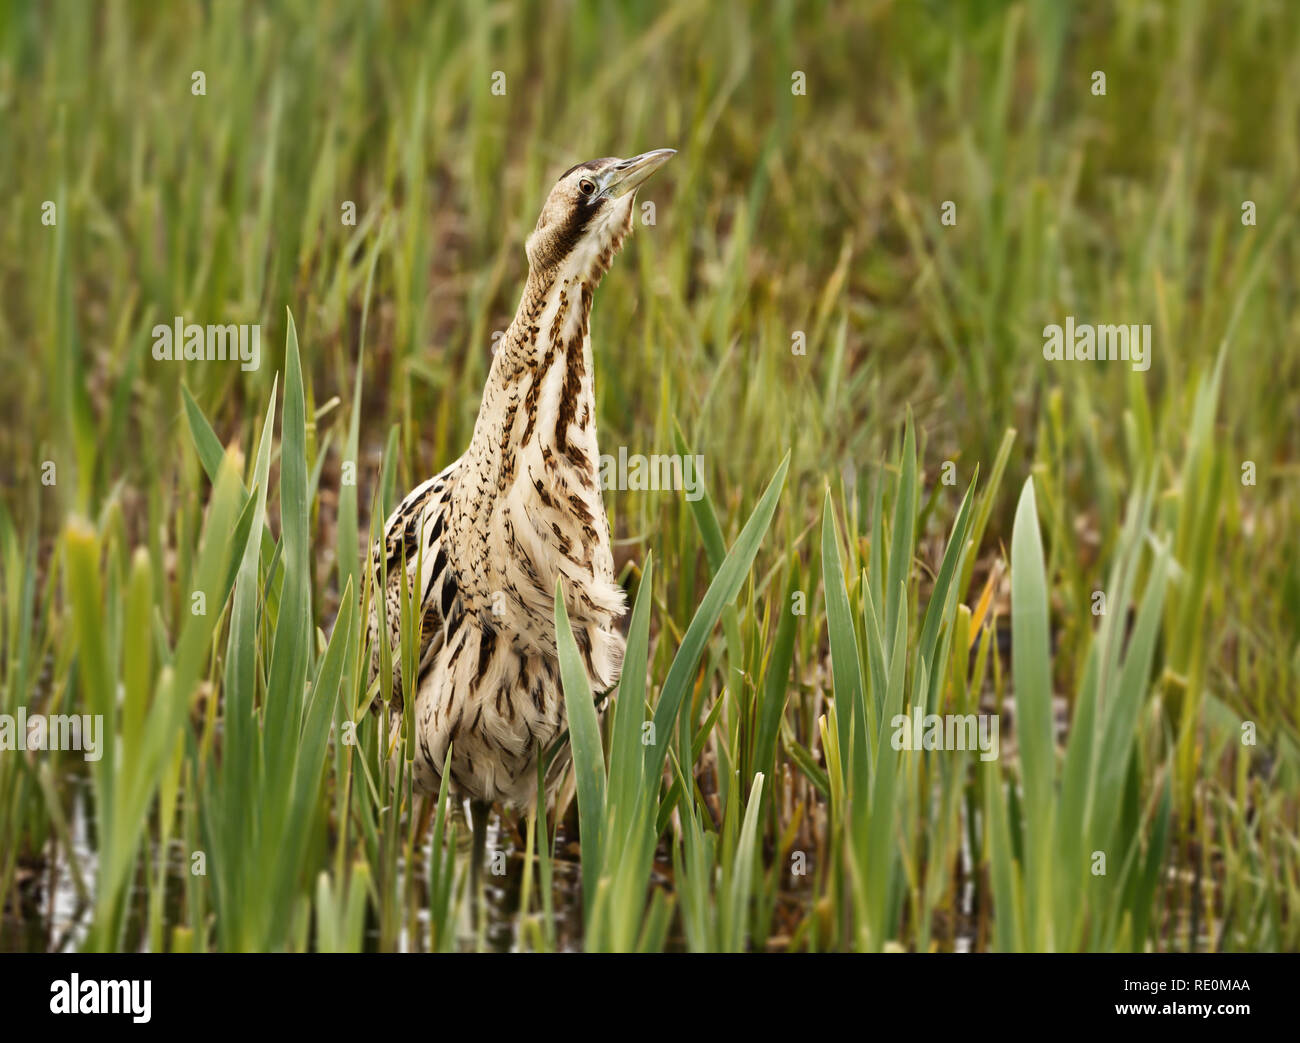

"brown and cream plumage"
[365,149,675,812]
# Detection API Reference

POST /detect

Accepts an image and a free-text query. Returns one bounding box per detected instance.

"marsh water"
[3,769,593,953]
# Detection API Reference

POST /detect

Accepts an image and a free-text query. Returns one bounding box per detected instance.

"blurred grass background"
[0,0,1297,951]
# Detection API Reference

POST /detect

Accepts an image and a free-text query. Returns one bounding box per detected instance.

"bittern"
[365,149,675,891]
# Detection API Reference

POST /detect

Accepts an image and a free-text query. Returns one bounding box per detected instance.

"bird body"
[366,150,675,808]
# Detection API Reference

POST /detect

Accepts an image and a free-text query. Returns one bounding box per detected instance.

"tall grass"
[556,452,788,951]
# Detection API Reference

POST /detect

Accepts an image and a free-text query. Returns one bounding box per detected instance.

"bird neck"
[477,263,602,481]
[447,262,612,620]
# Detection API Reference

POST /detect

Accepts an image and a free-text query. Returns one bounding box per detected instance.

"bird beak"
[600,148,676,199]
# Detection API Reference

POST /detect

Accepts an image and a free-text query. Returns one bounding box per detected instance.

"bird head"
[525,148,675,279]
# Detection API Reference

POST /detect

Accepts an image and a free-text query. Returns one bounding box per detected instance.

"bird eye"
[578,178,596,196]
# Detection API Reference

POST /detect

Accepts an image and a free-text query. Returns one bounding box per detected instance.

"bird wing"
[365,463,463,710]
